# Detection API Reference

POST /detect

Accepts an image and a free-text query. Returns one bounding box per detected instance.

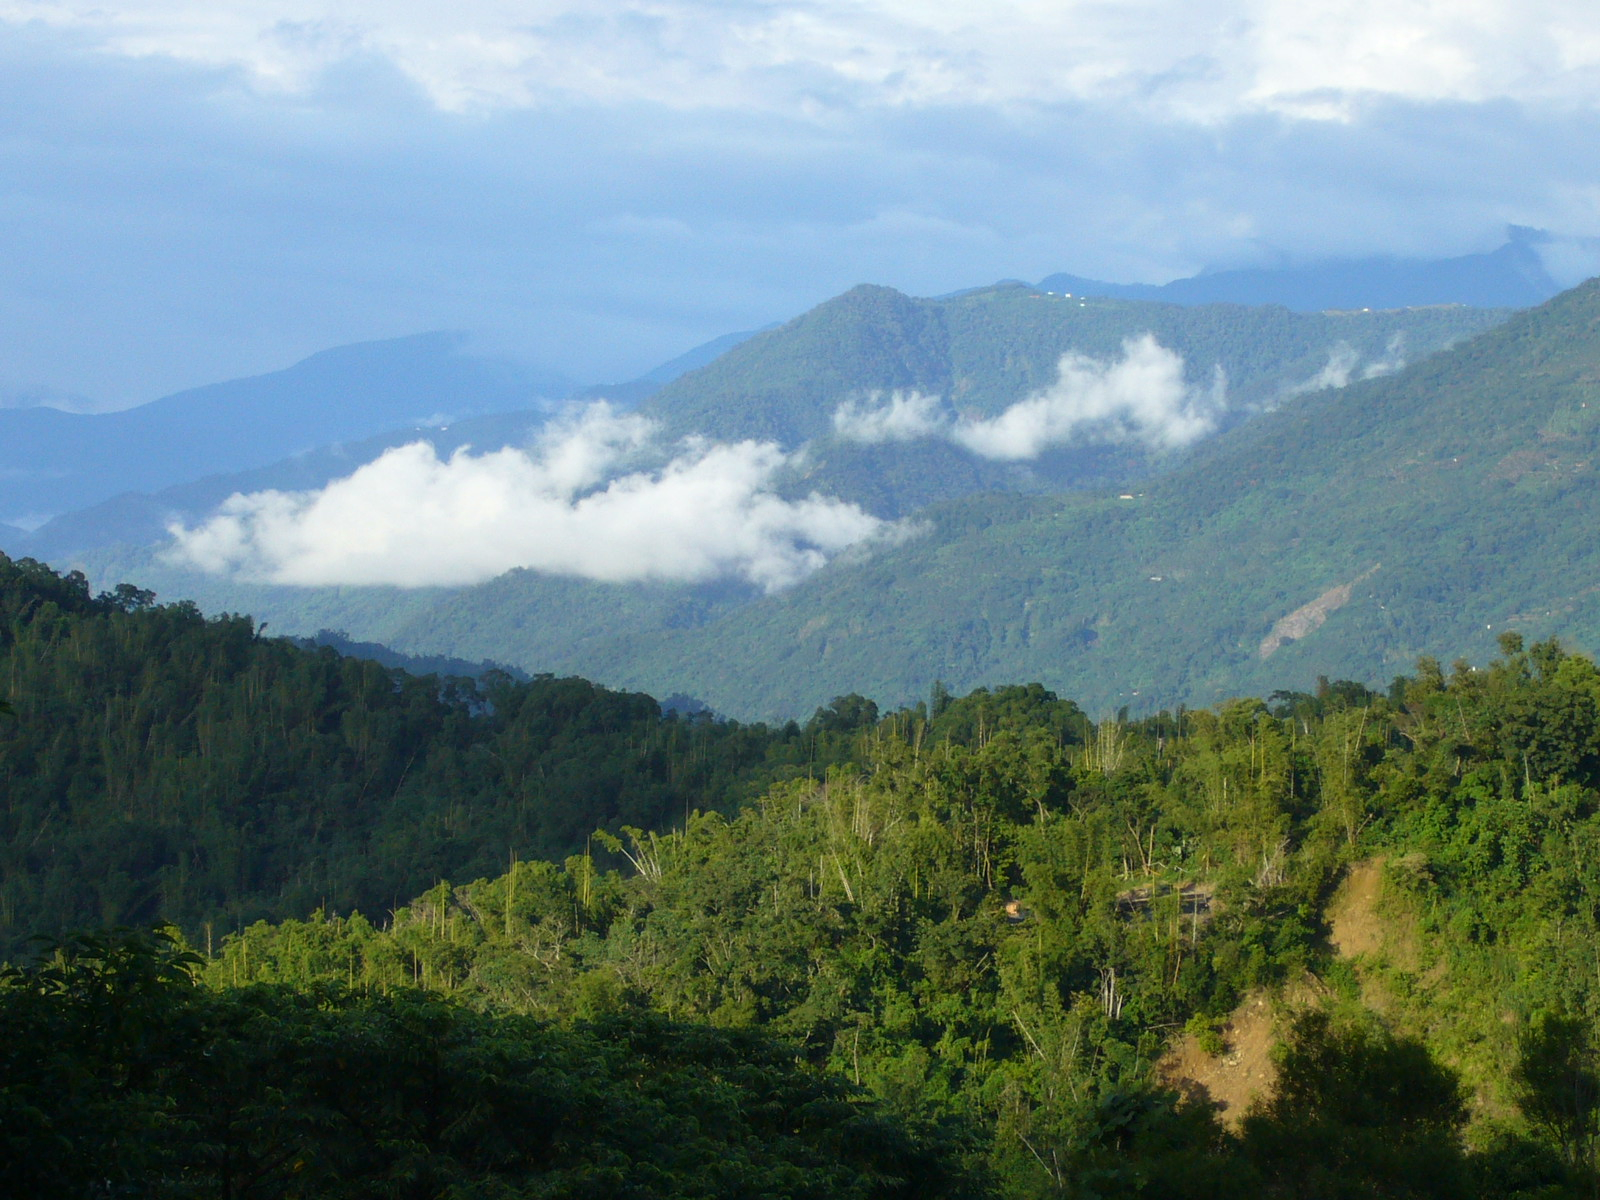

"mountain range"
[1040,227,1564,311]
[602,275,1600,717]
[6,246,1595,721]
[0,332,577,528]
[16,284,1502,563]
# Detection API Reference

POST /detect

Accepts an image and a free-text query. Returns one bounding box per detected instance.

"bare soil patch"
[1327,857,1421,974]
[1328,859,1386,958]
[1258,565,1380,659]
[1159,990,1279,1127]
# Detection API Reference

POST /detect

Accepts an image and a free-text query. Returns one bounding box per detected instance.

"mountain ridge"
[1041,229,1564,311]
[0,332,576,525]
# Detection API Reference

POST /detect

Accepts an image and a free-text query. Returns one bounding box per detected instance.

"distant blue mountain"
[576,326,772,406]
[9,327,770,559]
[1041,229,1562,311]
[0,332,576,525]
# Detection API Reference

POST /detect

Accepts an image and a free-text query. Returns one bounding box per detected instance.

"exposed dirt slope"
[1160,859,1402,1124]
[1160,991,1279,1126]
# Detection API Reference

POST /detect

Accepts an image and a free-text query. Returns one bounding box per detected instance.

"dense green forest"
[8,555,1600,1195]
[112,279,1594,728]
[62,281,1511,714]
[0,553,876,950]
[0,929,984,1199]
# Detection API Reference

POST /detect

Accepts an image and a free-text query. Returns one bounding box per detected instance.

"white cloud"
[1286,333,1408,397]
[1298,343,1360,392]
[1360,332,1407,379]
[833,335,1224,460]
[166,402,886,590]
[832,389,946,443]
[5,1,1600,119]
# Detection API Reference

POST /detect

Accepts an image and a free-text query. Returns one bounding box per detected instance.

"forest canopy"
[6,554,1600,1196]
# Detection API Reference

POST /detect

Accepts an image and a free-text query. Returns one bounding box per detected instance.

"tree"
[1513,1010,1600,1176]
[1241,1009,1469,1199]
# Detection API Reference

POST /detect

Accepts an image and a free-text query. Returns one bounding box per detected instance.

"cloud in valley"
[831,390,946,445]
[167,403,887,590]
[1288,333,1410,396]
[834,335,1224,460]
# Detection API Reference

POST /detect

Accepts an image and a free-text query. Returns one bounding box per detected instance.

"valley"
[5,256,1600,1199]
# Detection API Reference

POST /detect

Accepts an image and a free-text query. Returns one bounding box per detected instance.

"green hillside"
[247,278,1597,722]
[644,283,1506,516]
[645,282,1504,445]
[0,555,888,953]
[52,283,1514,710]
[70,635,1600,1199]
[539,277,1600,719]
[12,544,1600,1195]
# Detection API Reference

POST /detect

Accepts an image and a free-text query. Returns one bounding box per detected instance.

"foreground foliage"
[0,554,868,952]
[199,633,1600,1197]
[0,929,986,1200]
[10,553,1600,1194]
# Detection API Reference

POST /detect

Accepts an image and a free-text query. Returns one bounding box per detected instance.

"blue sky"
[4,1,1600,406]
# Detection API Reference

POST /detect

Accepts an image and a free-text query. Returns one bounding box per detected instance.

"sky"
[5,1,1600,406]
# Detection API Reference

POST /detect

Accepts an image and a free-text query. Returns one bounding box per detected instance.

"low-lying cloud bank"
[833,335,1225,459]
[1288,335,1408,395]
[167,404,887,591]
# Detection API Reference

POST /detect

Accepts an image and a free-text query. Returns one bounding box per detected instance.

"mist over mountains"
[4,241,1594,720]
[0,332,577,529]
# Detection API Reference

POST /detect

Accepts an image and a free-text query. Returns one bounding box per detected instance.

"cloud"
[1286,333,1408,397]
[834,335,1224,460]
[1359,332,1407,380]
[6,2,1600,120]
[832,390,946,444]
[1292,343,1360,393]
[5,12,1600,408]
[167,403,887,590]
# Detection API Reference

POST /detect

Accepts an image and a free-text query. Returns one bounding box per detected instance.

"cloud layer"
[1285,334,1409,396]
[168,404,886,590]
[833,335,1224,459]
[7,2,1600,119]
[4,5,1600,407]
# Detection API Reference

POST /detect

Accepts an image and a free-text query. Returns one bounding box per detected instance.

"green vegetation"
[66,281,1511,705]
[0,554,881,952]
[643,282,1505,448]
[1,929,983,1199]
[647,282,1505,517]
[14,550,1600,1193]
[491,275,1600,721]
[96,279,1553,724]
[186,633,1600,1197]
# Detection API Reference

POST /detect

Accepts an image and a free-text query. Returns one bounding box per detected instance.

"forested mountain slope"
[286,265,1598,722]
[643,283,1503,446]
[36,285,1511,700]
[639,283,1503,516]
[157,635,1600,1198]
[0,932,983,1199]
[10,542,1600,1194]
[559,274,1600,718]
[0,555,881,953]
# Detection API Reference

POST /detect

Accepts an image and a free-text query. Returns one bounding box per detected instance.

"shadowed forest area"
[6,553,1600,1196]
